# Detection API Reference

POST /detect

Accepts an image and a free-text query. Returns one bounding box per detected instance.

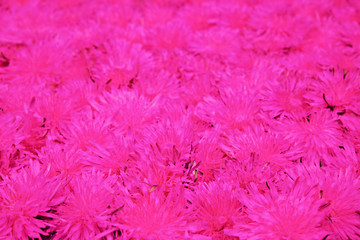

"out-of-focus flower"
[188,27,242,61]
[178,3,218,30]
[147,22,190,51]
[245,2,311,52]
[0,36,74,88]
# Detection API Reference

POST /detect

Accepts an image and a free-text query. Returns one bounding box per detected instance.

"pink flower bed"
[1,0,360,239]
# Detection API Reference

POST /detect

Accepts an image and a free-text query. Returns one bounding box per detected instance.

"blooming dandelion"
[0,161,63,239]
[228,180,330,240]
[115,188,191,240]
[188,180,244,239]
[54,171,120,240]
[1,0,360,238]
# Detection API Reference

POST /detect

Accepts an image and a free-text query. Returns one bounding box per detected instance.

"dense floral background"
[1,0,360,239]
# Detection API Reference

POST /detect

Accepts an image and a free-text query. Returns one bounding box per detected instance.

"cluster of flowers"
[1,0,360,239]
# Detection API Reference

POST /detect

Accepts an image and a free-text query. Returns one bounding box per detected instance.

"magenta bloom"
[188,180,244,239]
[115,188,191,240]
[54,171,120,240]
[228,181,329,240]
[0,161,63,239]
[1,0,360,239]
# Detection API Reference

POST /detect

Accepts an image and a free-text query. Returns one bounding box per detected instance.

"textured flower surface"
[0,37,73,87]
[273,110,345,163]
[227,180,330,240]
[194,87,261,131]
[0,161,63,239]
[260,70,310,119]
[115,188,191,240]
[306,68,360,114]
[1,0,360,239]
[222,125,299,169]
[319,169,360,240]
[188,180,243,239]
[54,171,119,240]
[88,39,154,90]
[291,167,360,240]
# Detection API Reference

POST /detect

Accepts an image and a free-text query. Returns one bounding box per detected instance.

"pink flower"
[274,110,344,163]
[239,58,283,91]
[188,180,244,239]
[338,113,360,152]
[1,0,360,239]
[147,23,190,50]
[220,156,288,193]
[177,55,221,107]
[0,2,58,43]
[88,39,154,90]
[216,4,251,30]
[0,84,39,114]
[192,129,228,182]
[81,133,134,175]
[34,91,79,132]
[0,36,73,87]
[317,169,360,239]
[61,109,116,152]
[178,3,218,31]
[188,27,242,61]
[0,161,63,239]
[338,22,360,55]
[245,2,311,52]
[19,111,49,154]
[133,3,175,28]
[194,87,261,131]
[274,51,322,74]
[134,69,181,101]
[317,46,360,71]
[260,70,310,119]
[220,124,295,189]
[54,171,120,240]
[300,18,340,54]
[89,89,161,137]
[125,119,195,191]
[37,141,82,177]
[227,180,329,240]
[306,68,360,115]
[322,142,359,170]
[92,3,134,28]
[222,125,300,169]
[287,166,360,239]
[132,158,186,195]
[60,79,101,110]
[115,188,191,239]
[0,113,25,172]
